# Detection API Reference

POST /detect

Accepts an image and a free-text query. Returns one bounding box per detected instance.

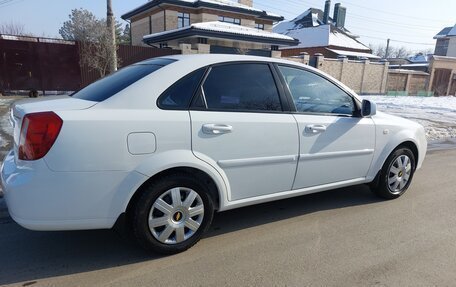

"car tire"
[131,173,214,254]
[372,147,416,200]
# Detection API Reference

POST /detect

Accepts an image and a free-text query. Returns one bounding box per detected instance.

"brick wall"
[131,17,150,46]
[387,70,430,96]
[151,12,165,33]
[283,54,389,94]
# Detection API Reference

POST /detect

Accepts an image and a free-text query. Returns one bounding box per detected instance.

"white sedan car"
[1,55,426,254]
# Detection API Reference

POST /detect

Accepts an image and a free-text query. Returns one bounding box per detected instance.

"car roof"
[150,54,300,66]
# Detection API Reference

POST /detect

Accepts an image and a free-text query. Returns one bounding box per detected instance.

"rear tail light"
[18,112,63,161]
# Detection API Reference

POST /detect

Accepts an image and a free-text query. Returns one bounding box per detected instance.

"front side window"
[178,12,190,28]
[278,66,355,115]
[200,63,282,112]
[218,16,241,25]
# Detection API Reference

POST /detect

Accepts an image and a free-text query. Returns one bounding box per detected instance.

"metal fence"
[0,35,180,93]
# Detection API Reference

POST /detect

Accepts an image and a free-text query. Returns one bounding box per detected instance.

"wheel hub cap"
[387,155,412,194]
[148,187,205,245]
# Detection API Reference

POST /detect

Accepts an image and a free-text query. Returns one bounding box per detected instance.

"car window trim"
[157,66,209,110]
[274,63,362,117]
[190,61,289,114]
[268,63,292,112]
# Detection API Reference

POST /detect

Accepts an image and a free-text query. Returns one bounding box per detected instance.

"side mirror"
[361,99,377,117]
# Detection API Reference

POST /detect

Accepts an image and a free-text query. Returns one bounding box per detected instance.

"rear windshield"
[72,59,176,102]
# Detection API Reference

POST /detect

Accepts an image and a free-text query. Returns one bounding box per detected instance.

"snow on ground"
[362,95,456,141]
[0,98,15,197]
[0,99,14,149]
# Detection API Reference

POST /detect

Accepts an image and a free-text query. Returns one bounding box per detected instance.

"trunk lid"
[10,96,97,152]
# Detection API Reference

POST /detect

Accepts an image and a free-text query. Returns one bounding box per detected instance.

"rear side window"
[158,68,206,110]
[72,61,174,102]
[200,63,282,112]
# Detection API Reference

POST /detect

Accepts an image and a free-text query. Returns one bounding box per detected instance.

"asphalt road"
[0,149,455,287]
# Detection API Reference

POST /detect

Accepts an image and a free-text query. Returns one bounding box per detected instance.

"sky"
[0,0,454,53]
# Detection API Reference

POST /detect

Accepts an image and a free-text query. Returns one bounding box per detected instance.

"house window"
[435,38,449,56]
[198,37,208,44]
[178,12,190,28]
[255,23,264,30]
[218,16,241,25]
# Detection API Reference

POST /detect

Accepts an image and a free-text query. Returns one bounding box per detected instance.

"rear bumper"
[1,150,147,231]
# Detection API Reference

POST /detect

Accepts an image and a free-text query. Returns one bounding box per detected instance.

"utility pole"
[385,38,390,59]
[107,0,117,73]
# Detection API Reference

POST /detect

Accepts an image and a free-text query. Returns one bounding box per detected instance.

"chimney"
[238,0,253,7]
[323,0,331,24]
[333,3,346,28]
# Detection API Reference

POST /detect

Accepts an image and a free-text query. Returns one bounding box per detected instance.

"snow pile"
[362,95,456,141]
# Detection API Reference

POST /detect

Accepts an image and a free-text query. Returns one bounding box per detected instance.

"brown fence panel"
[0,36,181,92]
[0,38,80,92]
[80,44,181,88]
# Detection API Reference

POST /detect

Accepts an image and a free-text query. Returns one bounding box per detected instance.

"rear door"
[277,65,375,189]
[190,62,299,201]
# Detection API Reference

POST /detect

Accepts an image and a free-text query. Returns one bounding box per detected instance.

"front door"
[190,63,299,201]
[277,65,375,189]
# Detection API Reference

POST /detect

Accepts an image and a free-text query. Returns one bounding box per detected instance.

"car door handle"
[305,124,327,134]
[202,124,233,135]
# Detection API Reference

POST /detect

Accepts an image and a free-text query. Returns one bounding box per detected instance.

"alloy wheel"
[387,155,412,194]
[148,187,205,244]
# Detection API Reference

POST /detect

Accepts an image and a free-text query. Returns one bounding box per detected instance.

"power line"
[256,0,439,47]
[0,0,24,8]
[347,13,443,31]
[349,25,435,39]
[358,35,435,46]
[0,0,14,6]
[275,0,445,30]
[333,0,451,24]
[283,0,451,25]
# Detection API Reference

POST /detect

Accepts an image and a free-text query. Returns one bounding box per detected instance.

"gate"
[431,68,452,96]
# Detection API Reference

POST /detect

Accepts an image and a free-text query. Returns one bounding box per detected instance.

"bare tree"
[0,21,26,35]
[369,43,386,58]
[59,8,121,77]
[369,43,412,59]
[79,25,120,77]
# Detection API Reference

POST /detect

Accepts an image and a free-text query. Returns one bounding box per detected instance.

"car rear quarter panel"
[45,109,191,172]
